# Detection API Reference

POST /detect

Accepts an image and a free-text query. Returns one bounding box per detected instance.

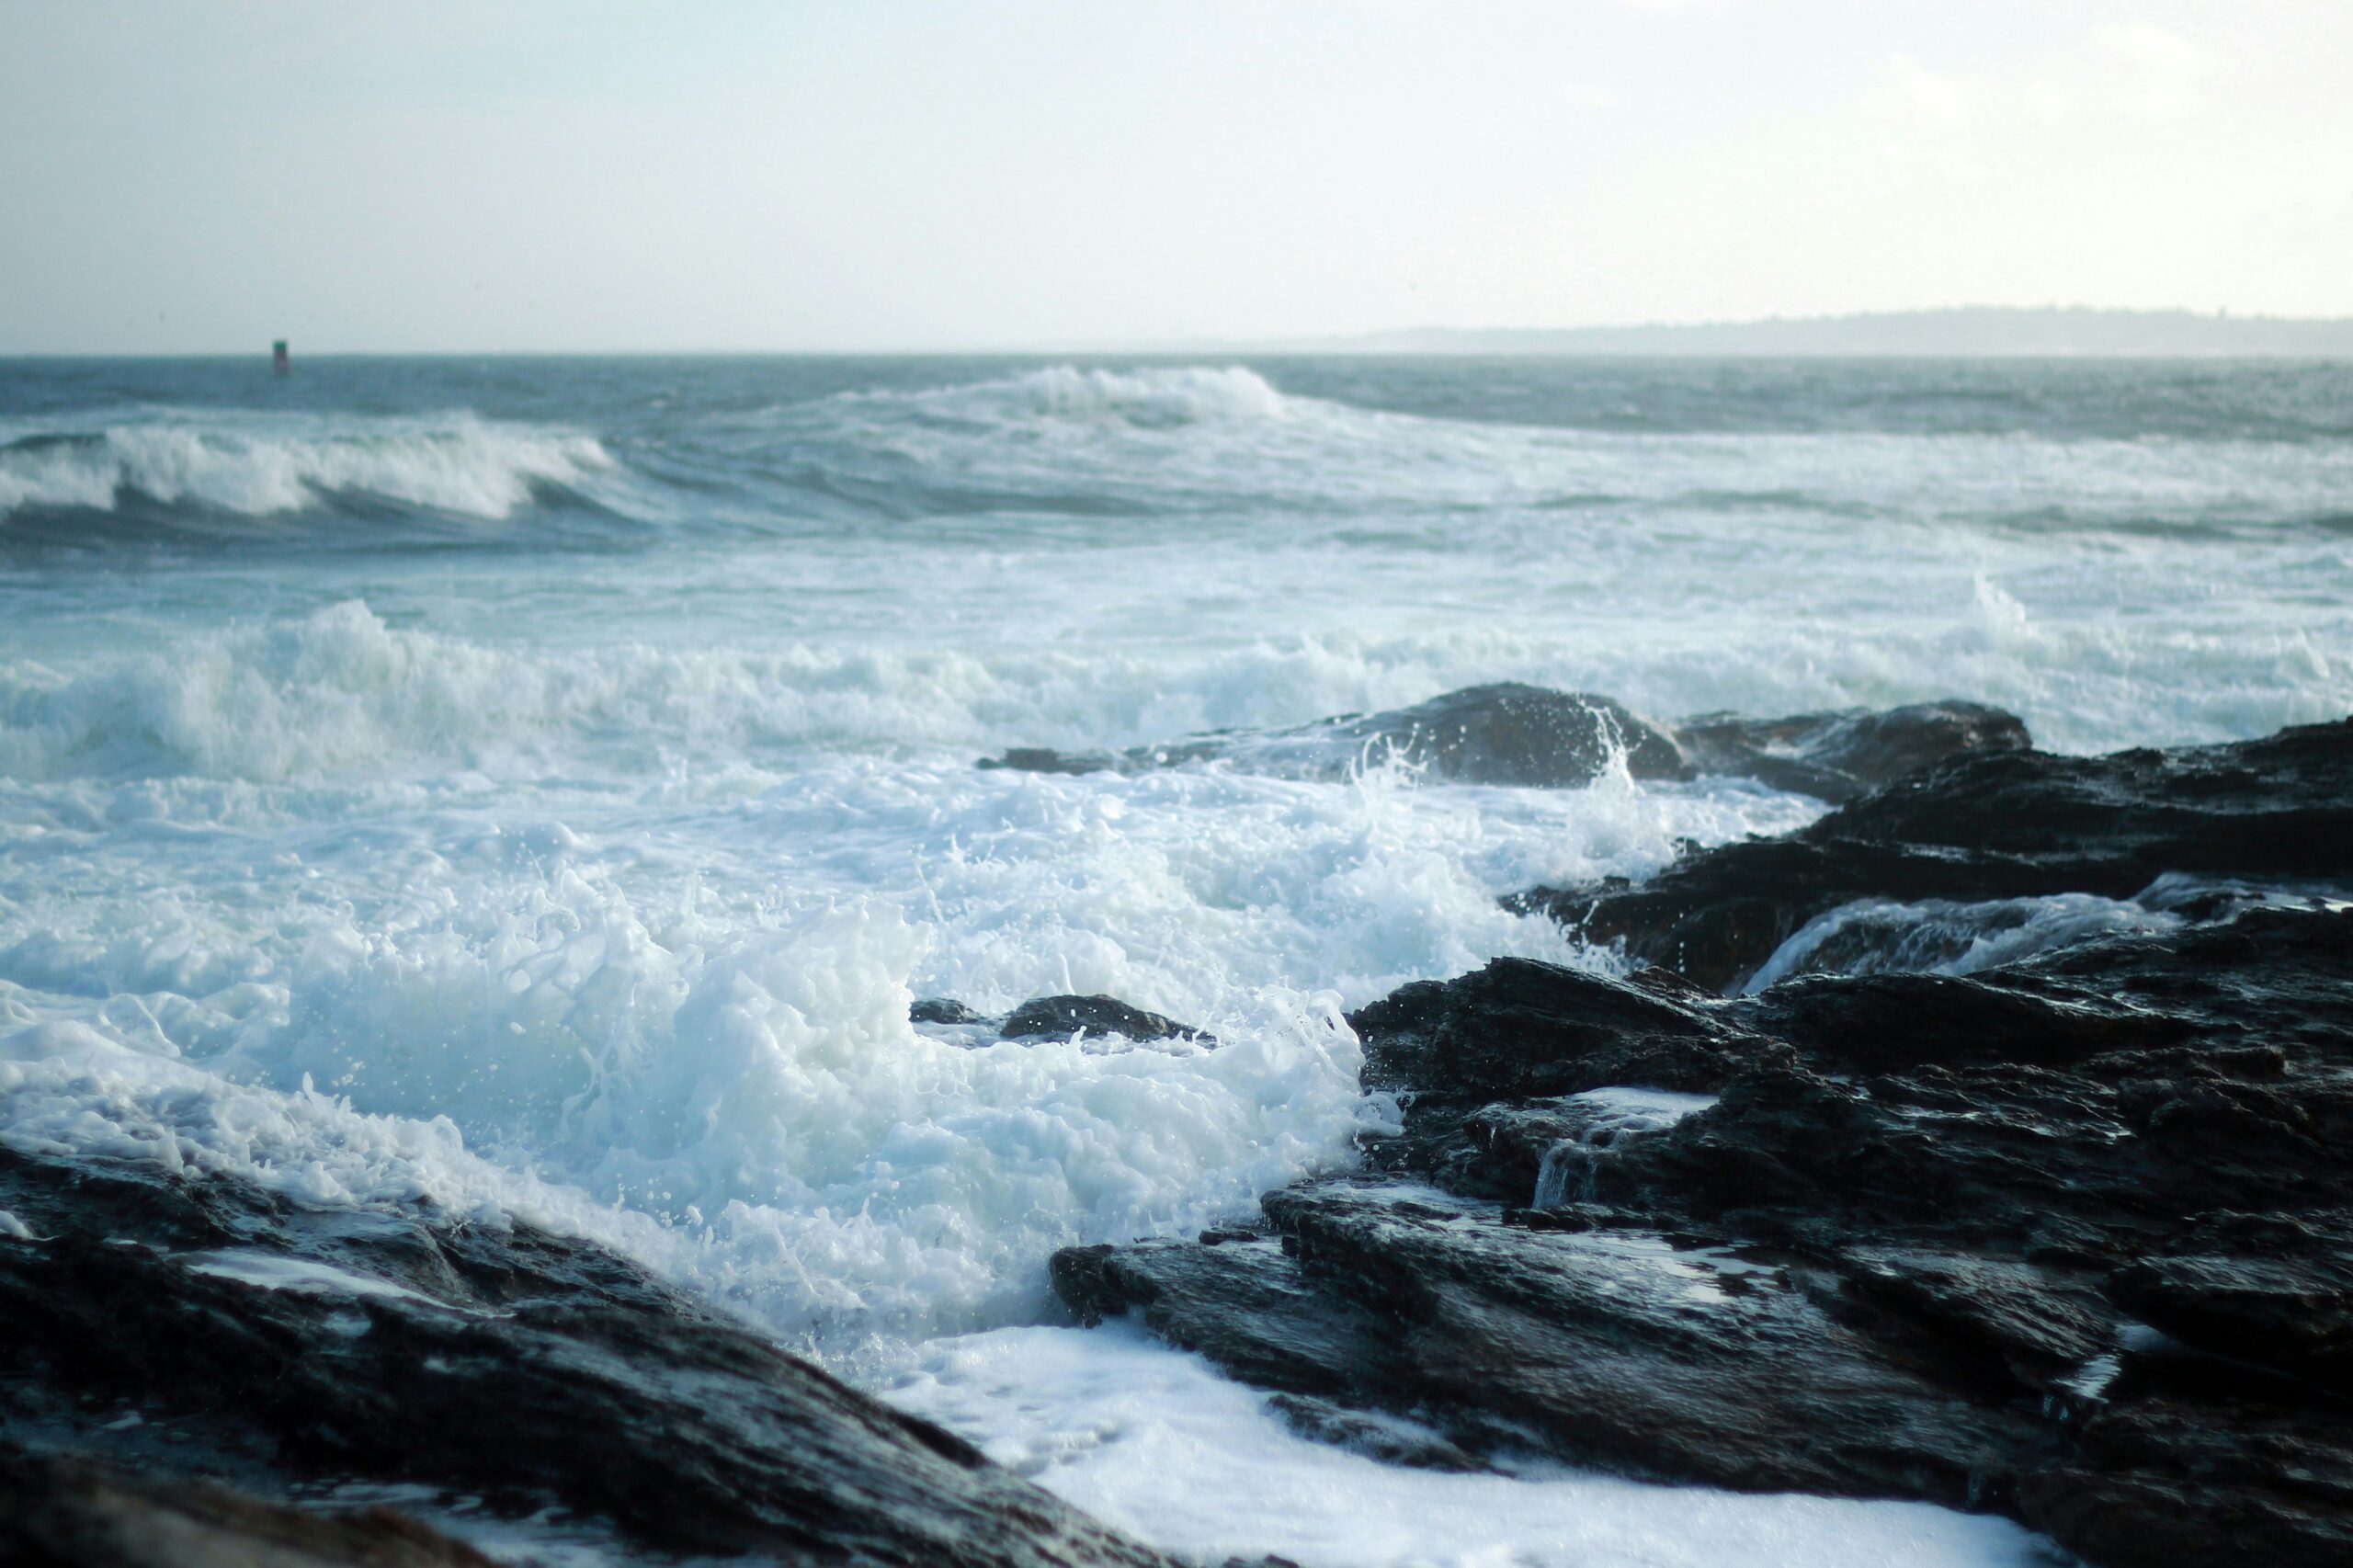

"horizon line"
[8,303,2353,360]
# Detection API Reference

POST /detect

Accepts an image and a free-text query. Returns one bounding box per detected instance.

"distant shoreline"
[1159,307,2353,359]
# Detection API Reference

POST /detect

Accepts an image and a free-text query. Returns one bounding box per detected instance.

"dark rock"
[983,684,1687,787]
[1052,1233,1389,1403]
[1067,1177,2050,1504]
[1833,1249,2119,1384]
[2109,1249,2353,1399]
[1675,700,2032,802]
[0,1147,1178,1568]
[1520,716,2353,992]
[2016,1403,2353,1568]
[980,684,2028,798]
[1000,994,1210,1044]
[0,1442,498,1568]
[911,996,989,1026]
[1263,1394,1485,1471]
[1352,958,1767,1100]
[1057,888,2353,1567]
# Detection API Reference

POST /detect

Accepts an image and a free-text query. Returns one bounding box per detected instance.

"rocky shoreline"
[6,697,2347,1566]
[0,1141,1188,1567]
[1057,713,2353,1568]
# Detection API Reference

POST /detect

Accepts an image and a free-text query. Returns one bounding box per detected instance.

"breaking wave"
[0,411,614,523]
[839,364,1297,428]
[10,367,2353,551]
[0,600,1486,784]
[753,366,2353,536]
[3,590,2346,788]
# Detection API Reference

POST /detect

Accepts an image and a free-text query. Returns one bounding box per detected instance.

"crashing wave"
[837,364,1296,429]
[0,600,1007,783]
[0,411,613,522]
[0,895,1375,1346]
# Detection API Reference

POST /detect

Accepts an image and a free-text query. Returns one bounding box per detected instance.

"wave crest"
[0,412,613,522]
[847,365,1295,429]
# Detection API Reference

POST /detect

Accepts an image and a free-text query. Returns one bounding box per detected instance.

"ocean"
[4,354,2349,1565]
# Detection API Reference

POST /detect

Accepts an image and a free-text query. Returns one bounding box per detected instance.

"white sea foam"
[0,411,611,520]
[1565,1085,1722,1122]
[881,1322,2052,1568]
[0,580,2313,1365]
[0,668,1781,1346]
[0,985,1374,1347]
[0,890,1386,1345]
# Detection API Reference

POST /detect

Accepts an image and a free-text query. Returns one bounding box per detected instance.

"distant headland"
[1199,307,2353,358]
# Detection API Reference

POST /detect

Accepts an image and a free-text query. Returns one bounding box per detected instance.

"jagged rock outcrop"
[0,1147,1179,1568]
[1519,716,2353,991]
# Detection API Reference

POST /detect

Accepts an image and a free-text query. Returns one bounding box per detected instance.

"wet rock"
[1675,700,2031,802]
[1057,889,2353,1567]
[1052,1233,1386,1402]
[911,996,989,1026]
[2109,1247,2353,1399]
[2016,1402,2353,1568]
[983,684,1687,787]
[980,684,2028,797]
[1831,1249,2119,1387]
[1351,958,1768,1101]
[1000,994,1210,1044]
[1064,1178,2049,1503]
[0,1147,1179,1568]
[0,1443,497,1568]
[1521,716,2353,992]
[1263,1394,1485,1471]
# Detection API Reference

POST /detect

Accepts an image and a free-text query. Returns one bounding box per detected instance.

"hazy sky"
[4,0,2350,352]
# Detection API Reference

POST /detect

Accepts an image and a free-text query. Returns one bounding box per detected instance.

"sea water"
[5,354,2348,1563]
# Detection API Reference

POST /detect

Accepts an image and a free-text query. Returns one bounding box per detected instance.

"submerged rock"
[1054,719,2353,1568]
[982,684,1686,787]
[980,683,2027,800]
[907,994,1212,1048]
[1521,716,2353,992]
[0,1147,1178,1568]
[999,994,1211,1044]
[911,995,989,1026]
